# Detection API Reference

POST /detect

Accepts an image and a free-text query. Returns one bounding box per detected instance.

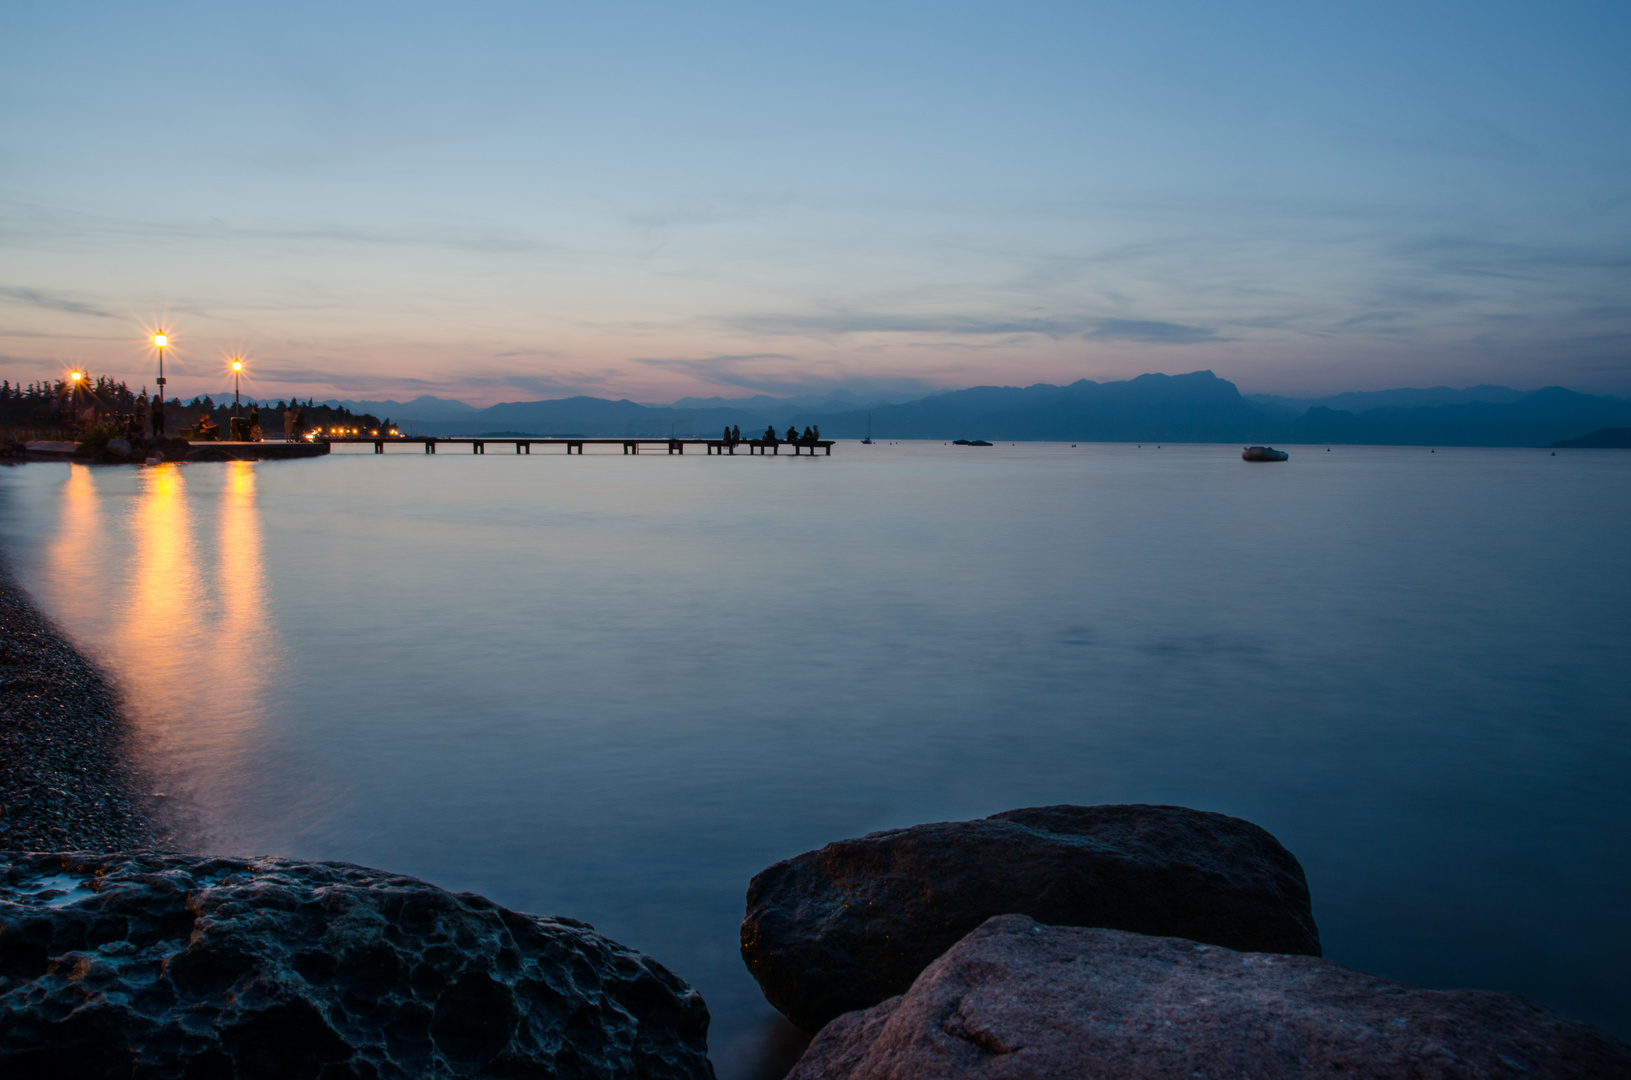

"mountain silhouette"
[381,372,1631,447]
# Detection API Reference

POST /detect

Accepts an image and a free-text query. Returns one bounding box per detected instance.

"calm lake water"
[2,442,1628,1073]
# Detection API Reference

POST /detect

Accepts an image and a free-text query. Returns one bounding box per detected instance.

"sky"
[3,1,1629,406]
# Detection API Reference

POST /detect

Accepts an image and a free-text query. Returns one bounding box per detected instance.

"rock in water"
[789,915,1631,1079]
[0,852,715,1079]
[742,803,1319,1032]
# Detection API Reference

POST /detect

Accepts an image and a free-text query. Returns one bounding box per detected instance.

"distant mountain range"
[275,372,1631,446]
[1552,427,1631,449]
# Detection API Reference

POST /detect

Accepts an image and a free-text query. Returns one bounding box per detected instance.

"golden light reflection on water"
[218,462,271,669]
[45,462,285,845]
[47,465,103,630]
[124,464,207,697]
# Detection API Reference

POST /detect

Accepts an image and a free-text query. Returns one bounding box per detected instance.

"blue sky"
[3,1,1628,403]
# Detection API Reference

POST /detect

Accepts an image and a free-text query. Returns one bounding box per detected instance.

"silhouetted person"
[722,425,732,444]
[813,425,820,440]
[802,426,814,443]
[764,425,777,442]
[196,413,218,440]
[150,396,165,438]
[249,404,262,441]
[732,425,741,444]
[786,425,798,442]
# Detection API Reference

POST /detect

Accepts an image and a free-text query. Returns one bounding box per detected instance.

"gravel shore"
[0,570,156,850]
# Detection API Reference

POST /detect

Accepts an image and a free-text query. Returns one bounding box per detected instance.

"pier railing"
[320,436,835,456]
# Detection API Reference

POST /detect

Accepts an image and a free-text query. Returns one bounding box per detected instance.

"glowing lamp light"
[232,360,243,372]
[152,333,168,348]
[70,371,83,382]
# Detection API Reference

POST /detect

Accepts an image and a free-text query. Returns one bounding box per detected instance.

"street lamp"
[153,332,168,389]
[232,359,243,421]
[151,332,169,436]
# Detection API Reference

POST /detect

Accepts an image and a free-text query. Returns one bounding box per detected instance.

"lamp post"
[68,370,83,428]
[153,332,167,394]
[232,359,242,418]
[152,332,168,437]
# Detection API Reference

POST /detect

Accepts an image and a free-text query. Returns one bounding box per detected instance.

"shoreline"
[0,568,157,851]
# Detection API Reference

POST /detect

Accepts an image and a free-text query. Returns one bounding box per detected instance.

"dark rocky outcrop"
[789,914,1631,1079]
[742,804,1319,1032]
[0,852,715,1079]
[66,435,190,464]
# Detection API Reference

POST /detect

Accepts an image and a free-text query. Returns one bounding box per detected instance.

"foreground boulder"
[742,804,1318,1032]
[0,851,714,1079]
[790,914,1631,1079]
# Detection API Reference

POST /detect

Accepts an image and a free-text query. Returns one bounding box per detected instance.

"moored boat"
[1242,445,1289,462]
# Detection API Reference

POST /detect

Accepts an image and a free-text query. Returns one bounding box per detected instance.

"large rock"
[742,804,1319,1032]
[790,914,1631,1079]
[746,802,1317,1031]
[0,851,714,1079]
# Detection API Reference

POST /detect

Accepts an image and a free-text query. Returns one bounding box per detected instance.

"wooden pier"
[322,436,835,456]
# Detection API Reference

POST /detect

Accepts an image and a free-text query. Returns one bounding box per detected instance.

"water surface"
[2,442,1627,1073]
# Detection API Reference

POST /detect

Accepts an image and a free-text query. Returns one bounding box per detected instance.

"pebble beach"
[0,569,154,851]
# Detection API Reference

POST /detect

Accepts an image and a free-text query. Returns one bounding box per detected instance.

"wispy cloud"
[0,285,119,319]
[258,366,456,392]
[631,352,798,368]
[488,372,617,397]
[1570,355,1631,374]
[1082,319,1222,344]
[627,351,942,398]
[628,352,811,392]
[730,311,1090,338]
[0,351,58,367]
[729,308,1237,345]
[1390,233,1631,282]
[1,200,549,256]
[491,347,566,360]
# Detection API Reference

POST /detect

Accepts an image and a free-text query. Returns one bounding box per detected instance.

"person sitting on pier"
[801,426,814,444]
[249,404,263,442]
[732,424,741,444]
[722,425,732,444]
[813,424,820,441]
[786,425,798,443]
[764,424,778,442]
[196,413,219,441]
